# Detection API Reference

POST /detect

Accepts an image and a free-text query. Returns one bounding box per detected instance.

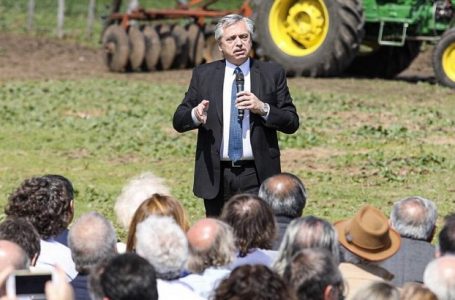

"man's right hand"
[194,100,210,124]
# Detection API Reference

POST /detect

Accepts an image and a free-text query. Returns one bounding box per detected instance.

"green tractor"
[103,0,455,87]
[252,0,455,88]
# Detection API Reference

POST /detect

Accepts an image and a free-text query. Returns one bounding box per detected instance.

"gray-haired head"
[424,256,455,300]
[135,215,188,280]
[273,216,340,276]
[186,218,236,273]
[390,196,437,241]
[68,212,117,274]
[283,248,344,300]
[214,14,254,42]
[258,172,307,218]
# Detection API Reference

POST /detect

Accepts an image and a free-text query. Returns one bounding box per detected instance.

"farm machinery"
[102,0,455,88]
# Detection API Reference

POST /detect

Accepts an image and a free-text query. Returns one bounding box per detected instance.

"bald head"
[187,218,219,251]
[258,173,306,218]
[0,240,29,270]
[186,219,235,273]
[424,256,455,300]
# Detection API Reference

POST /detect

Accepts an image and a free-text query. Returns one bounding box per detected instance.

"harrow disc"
[142,25,161,71]
[128,25,146,71]
[203,34,222,63]
[102,24,129,72]
[157,24,177,70]
[187,23,205,67]
[171,24,189,69]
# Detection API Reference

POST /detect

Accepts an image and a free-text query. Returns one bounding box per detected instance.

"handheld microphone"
[235,71,245,121]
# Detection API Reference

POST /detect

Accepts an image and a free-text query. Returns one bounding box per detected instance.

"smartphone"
[6,270,54,300]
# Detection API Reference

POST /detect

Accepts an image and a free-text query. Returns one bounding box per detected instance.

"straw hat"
[334,204,400,262]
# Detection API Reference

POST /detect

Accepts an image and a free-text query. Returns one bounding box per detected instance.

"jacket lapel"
[213,60,226,123]
[250,59,260,127]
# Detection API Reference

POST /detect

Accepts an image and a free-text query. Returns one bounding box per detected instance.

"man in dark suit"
[173,14,299,216]
[380,196,437,286]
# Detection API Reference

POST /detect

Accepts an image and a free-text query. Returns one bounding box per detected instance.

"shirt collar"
[226,58,250,75]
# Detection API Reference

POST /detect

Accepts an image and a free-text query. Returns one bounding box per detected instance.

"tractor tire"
[102,25,129,72]
[252,0,364,76]
[433,28,455,88]
[347,41,421,78]
[187,23,205,67]
[128,26,146,71]
[142,25,161,71]
[171,24,189,69]
[157,24,177,70]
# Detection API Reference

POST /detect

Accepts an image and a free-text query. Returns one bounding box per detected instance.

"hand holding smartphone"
[6,270,54,300]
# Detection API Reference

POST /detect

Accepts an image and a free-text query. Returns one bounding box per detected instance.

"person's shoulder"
[252,59,285,73]
[194,60,225,73]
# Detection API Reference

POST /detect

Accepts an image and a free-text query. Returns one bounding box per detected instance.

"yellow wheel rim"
[269,0,329,56]
[442,42,455,82]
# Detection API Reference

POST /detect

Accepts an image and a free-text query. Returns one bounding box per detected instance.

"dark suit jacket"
[380,237,435,286]
[173,59,299,199]
[70,274,90,300]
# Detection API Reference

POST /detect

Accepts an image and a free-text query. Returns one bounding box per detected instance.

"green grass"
[1,76,455,241]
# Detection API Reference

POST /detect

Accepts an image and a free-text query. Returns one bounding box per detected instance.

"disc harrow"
[102,0,253,72]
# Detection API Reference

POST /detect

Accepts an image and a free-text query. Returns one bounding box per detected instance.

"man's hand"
[194,100,210,124]
[236,91,268,116]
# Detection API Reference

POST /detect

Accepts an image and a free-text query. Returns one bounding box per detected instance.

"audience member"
[283,248,343,300]
[114,172,171,230]
[423,255,455,300]
[179,218,235,298]
[220,194,277,269]
[5,175,77,279]
[68,212,118,300]
[42,174,75,246]
[351,281,400,300]
[0,218,40,266]
[213,265,295,300]
[400,282,437,300]
[258,173,307,249]
[95,253,158,300]
[274,216,340,276]
[45,267,75,300]
[380,196,437,285]
[134,215,203,300]
[335,204,400,299]
[126,193,190,251]
[0,240,29,271]
[438,213,455,256]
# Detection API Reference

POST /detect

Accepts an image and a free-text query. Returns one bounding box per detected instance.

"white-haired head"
[135,215,188,280]
[114,172,170,229]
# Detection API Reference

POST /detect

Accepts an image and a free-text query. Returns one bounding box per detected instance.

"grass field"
[1,75,454,239]
[1,1,455,241]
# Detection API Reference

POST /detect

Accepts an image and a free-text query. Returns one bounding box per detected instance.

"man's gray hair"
[68,212,117,274]
[135,215,188,280]
[258,173,307,218]
[114,172,171,229]
[186,220,236,273]
[273,216,340,275]
[423,256,455,300]
[214,14,254,41]
[390,196,437,240]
